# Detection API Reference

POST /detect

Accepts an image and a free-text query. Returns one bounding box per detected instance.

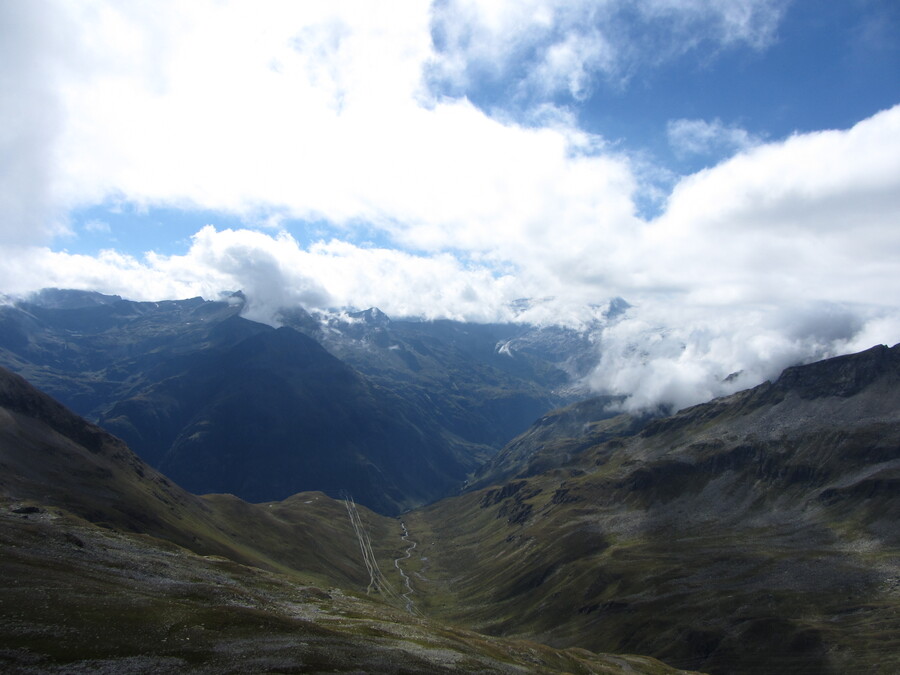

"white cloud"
[585,299,896,414]
[0,227,531,325]
[6,0,637,291]
[0,2,71,245]
[83,219,111,234]
[526,28,614,100]
[0,0,783,263]
[649,106,900,307]
[667,117,761,158]
[583,105,900,411]
[429,0,785,98]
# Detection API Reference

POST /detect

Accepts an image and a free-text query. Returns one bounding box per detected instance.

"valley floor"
[0,499,699,675]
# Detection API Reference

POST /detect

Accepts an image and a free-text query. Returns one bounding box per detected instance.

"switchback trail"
[393,521,417,614]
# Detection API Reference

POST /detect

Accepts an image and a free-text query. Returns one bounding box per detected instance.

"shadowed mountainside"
[99,324,477,515]
[468,395,645,489]
[0,289,605,514]
[279,305,603,449]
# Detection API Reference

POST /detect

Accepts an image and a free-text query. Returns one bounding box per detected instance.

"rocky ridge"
[405,344,900,675]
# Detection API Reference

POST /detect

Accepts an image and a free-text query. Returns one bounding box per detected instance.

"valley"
[1,497,684,674]
[0,362,691,674]
[396,345,900,674]
[0,289,604,514]
[0,290,897,674]
[5,1,899,673]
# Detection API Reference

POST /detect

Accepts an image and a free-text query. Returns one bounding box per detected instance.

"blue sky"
[1,0,899,410]
[576,0,900,138]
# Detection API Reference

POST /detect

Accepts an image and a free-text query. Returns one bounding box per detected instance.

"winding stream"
[393,521,417,613]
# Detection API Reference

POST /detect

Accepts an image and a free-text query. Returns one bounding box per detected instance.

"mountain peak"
[350,307,391,325]
[603,296,631,319]
[27,288,123,309]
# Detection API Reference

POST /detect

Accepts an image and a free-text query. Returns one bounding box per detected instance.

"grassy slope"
[0,366,694,674]
[0,372,374,590]
[0,500,696,674]
[405,349,900,675]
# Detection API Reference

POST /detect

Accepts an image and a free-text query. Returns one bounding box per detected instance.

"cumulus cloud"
[649,107,900,307]
[0,2,69,245]
[586,300,898,414]
[581,105,900,411]
[3,0,637,290]
[0,227,532,325]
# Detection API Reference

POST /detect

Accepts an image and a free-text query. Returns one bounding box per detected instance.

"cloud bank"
[1,0,898,413]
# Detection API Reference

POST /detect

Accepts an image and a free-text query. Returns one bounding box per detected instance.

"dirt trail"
[343,497,419,613]
[343,496,397,599]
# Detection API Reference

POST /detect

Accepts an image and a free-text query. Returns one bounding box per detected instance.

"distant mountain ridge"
[101,323,477,513]
[0,288,606,513]
[278,302,604,448]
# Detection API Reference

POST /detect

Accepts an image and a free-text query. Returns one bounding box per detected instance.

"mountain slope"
[405,344,900,675]
[99,325,477,514]
[279,305,601,448]
[0,506,695,675]
[0,365,696,675]
[0,290,257,416]
[0,290,606,513]
[0,364,386,587]
[468,395,644,489]
[0,291,489,513]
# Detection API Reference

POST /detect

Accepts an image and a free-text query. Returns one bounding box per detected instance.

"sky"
[1,0,899,411]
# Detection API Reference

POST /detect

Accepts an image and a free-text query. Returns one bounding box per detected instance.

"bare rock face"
[768,342,900,399]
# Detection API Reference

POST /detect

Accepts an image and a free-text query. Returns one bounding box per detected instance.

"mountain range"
[0,363,686,674]
[0,288,897,674]
[0,289,604,514]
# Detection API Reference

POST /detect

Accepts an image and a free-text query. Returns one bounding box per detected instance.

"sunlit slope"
[0,501,702,674]
[407,344,900,675]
